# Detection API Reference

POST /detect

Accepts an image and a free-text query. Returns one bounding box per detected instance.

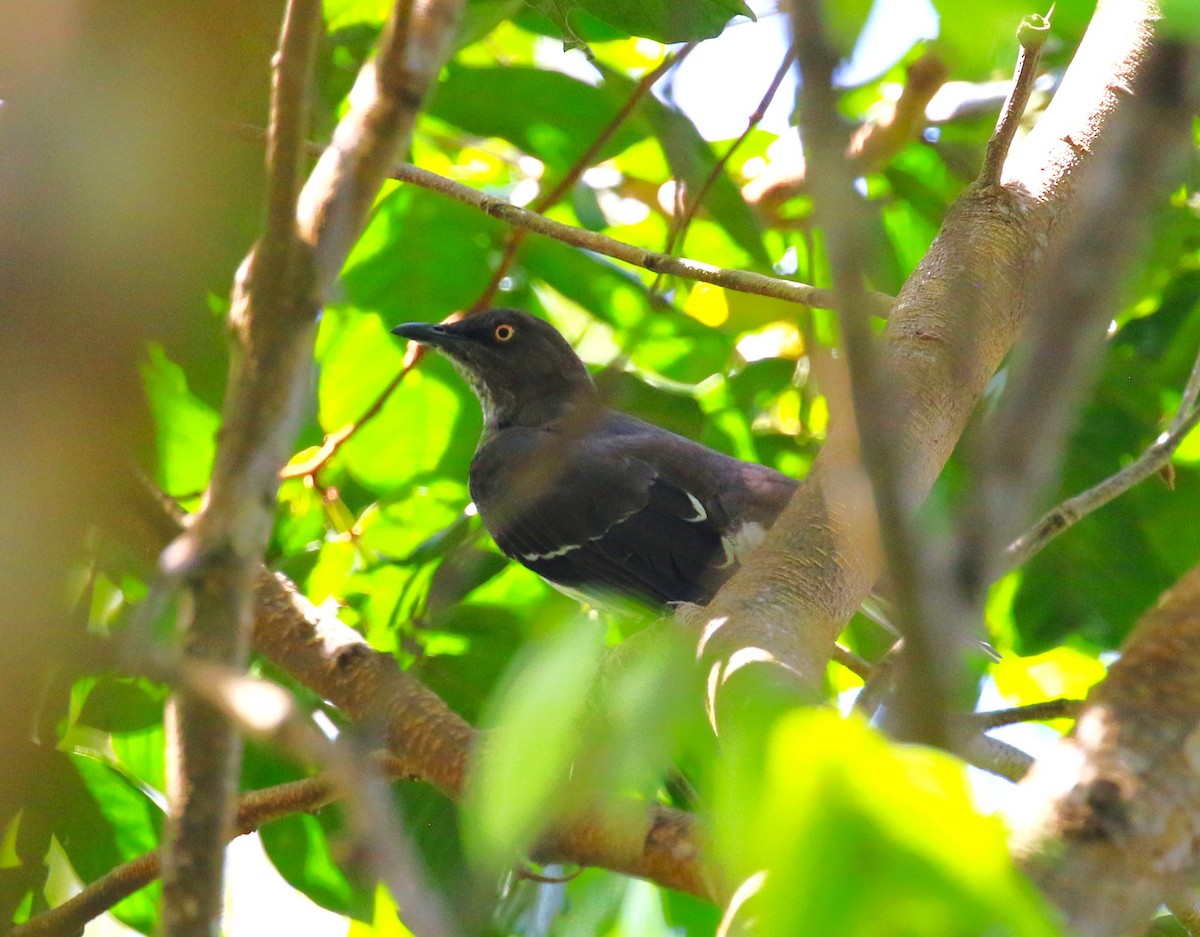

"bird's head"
[391,308,596,430]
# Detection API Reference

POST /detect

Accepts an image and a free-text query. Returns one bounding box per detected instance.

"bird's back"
[469,408,798,608]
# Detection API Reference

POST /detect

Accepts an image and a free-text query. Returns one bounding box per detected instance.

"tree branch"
[961,29,1197,615]
[661,45,795,264]
[23,479,714,935]
[1004,340,1200,570]
[385,161,891,314]
[156,1,466,933]
[788,0,958,748]
[474,44,695,311]
[1011,563,1200,936]
[980,13,1051,187]
[8,759,407,937]
[678,0,1174,710]
[158,3,323,933]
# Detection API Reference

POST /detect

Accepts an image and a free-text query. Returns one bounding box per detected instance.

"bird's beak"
[391,322,456,347]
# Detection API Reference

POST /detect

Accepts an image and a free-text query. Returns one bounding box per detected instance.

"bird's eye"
[494,323,515,342]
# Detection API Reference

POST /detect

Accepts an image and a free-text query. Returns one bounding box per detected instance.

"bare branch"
[1012,563,1200,936]
[1004,342,1200,569]
[177,662,458,937]
[662,45,795,262]
[9,759,410,937]
[677,0,1174,712]
[853,642,903,721]
[952,36,1199,719]
[157,1,469,933]
[744,51,948,211]
[957,732,1035,782]
[387,161,891,314]
[980,12,1052,188]
[474,44,696,311]
[780,0,954,747]
[158,3,323,933]
[962,698,1083,730]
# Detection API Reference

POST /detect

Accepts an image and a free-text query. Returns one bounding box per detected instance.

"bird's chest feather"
[468,427,570,527]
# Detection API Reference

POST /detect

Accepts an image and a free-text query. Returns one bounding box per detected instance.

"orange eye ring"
[494,323,516,342]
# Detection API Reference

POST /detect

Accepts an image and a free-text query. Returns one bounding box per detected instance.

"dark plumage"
[392,309,797,609]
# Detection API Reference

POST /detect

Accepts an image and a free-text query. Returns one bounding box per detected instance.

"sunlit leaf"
[140,343,219,502]
[527,0,753,46]
[61,754,162,933]
[718,710,1063,937]
[992,648,1106,706]
[462,616,606,872]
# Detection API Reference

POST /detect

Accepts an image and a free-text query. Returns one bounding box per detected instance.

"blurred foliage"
[11,0,1200,936]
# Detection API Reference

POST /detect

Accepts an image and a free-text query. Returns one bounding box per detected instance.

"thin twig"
[663,45,796,262]
[980,12,1052,187]
[968,697,1084,731]
[390,161,892,313]
[791,0,952,748]
[1004,343,1200,570]
[286,47,696,483]
[963,38,1198,608]
[852,640,903,720]
[831,642,873,680]
[280,337,424,479]
[473,44,696,311]
[956,732,1035,782]
[959,697,1082,731]
[9,760,410,937]
[181,662,457,937]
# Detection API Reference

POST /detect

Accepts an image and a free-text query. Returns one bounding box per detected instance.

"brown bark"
[1011,565,1200,937]
[688,0,1165,705]
[250,569,712,898]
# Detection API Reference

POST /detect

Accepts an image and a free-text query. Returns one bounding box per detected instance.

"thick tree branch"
[1010,564,1200,937]
[22,481,713,935]
[158,3,323,933]
[682,0,1172,705]
[156,1,466,934]
[790,0,957,747]
[249,570,710,897]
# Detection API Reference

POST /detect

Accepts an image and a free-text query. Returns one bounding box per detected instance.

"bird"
[391,308,799,611]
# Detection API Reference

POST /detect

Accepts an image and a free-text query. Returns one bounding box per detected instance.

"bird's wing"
[477,436,727,606]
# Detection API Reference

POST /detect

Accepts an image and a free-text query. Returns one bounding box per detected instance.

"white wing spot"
[521,542,582,562]
[684,491,708,523]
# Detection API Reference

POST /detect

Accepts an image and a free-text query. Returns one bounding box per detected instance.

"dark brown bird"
[392,309,797,609]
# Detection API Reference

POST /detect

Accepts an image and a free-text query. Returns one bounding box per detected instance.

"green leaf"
[260,809,373,920]
[324,0,391,31]
[315,308,471,495]
[462,616,606,873]
[78,677,167,734]
[1161,0,1200,38]
[112,725,168,797]
[717,711,1062,937]
[60,754,162,933]
[529,0,753,45]
[140,343,219,501]
[428,64,649,174]
[340,184,501,319]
